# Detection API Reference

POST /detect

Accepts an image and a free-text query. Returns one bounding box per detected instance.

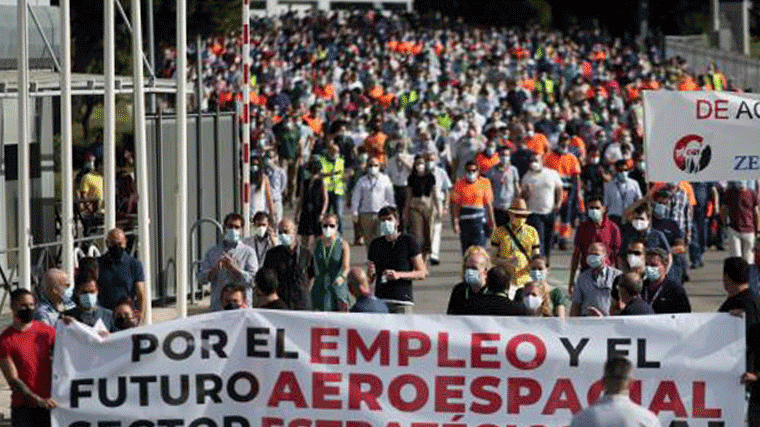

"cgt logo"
[673,134,711,174]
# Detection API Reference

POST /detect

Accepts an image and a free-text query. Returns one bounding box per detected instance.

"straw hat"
[508,198,531,216]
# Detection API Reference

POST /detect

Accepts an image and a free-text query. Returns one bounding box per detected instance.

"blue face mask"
[586,254,604,269]
[464,268,481,287]
[587,208,603,223]
[279,233,292,247]
[653,203,668,218]
[64,286,74,302]
[530,269,547,282]
[79,292,98,309]
[225,228,241,244]
[616,171,627,181]
[645,266,661,281]
[380,220,396,236]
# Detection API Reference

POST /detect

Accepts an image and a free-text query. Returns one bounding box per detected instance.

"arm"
[197,249,218,285]
[568,246,581,292]
[264,177,275,218]
[351,178,361,217]
[755,206,760,232]
[451,202,461,234]
[555,304,567,319]
[553,183,562,212]
[403,187,412,224]
[0,355,55,408]
[135,281,147,324]
[320,181,329,218]
[485,198,495,230]
[406,254,428,280]
[569,302,582,317]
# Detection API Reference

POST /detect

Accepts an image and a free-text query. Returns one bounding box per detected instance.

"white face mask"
[255,226,268,238]
[627,254,644,268]
[322,225,337,238]
[632,219,648,231]
[368,166,380,176]
[524,294,543,312]
[530,161,541,171]
[415,164,426,174]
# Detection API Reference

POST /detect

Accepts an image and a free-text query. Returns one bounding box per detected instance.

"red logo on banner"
[673,134,711,173]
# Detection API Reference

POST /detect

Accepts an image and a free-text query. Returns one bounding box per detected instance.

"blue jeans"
[689,203,707,264]
[528,212,556,261]
[328,193,344,234]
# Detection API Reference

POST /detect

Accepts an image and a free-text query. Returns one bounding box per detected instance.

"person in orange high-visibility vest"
[543,134,582,250]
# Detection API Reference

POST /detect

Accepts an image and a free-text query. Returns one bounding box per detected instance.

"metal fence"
[665,35,760,92]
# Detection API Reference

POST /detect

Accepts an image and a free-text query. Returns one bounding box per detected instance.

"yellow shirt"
[79,172,104,212]
[491,224,539,287]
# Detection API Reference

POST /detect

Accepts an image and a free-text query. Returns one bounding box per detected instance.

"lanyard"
[644,283,665,305]
[321,237,339,264]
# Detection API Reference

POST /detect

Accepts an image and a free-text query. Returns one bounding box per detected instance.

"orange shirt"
[526,134,550,156]
[476,152,500,173]
[364,132,388,165]
[651,182,697,206]
[301,114,324,136]
[569,136,586,160]
[543,152,581,177]
[379,93,396,109]
[451,177,493,208]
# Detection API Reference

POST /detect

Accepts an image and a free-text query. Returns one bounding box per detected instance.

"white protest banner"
[52,311,744,427]
[643,90,760,182]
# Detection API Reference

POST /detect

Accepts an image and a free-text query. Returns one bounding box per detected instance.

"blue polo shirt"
[97,252,145,310]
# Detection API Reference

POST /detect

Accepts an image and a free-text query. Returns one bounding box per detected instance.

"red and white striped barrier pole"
[241,0,251,236]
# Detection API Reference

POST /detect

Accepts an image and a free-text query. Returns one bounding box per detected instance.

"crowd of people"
[4,8,760,427]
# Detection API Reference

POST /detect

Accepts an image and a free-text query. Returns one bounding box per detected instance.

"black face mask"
[109,246,124,260]
[224,303,240,311]
[114,315,133,330]
[17,308,34,323]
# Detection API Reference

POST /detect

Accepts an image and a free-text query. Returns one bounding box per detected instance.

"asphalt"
[0,219,731,423]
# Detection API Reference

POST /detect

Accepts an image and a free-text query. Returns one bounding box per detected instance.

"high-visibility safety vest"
[709,72,724,91]
[400,90,418,109]
[319,156,345,196]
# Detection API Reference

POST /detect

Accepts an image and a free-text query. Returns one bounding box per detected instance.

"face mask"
[530,162,541,171]
[486,147,495,157]
[255,226,268,238]
[114,315,133,330]
[79,292,98,309]
[16,308,34,323]
[645,266,661,281]
[615,171,627,181]
[279,233,293,247]
[653,203,668,219]
[252,165,260,173]
[108,245,124,260]
[426,160,436,171]
[225,228,241,244]
[511,217,526,228]
[524,295,543,311]
[224,303,241,311]
[64,285,74,301]
[322,225,337,238]
[85,161,95,170]
[530,269,547,282]
[590,157,600,164]
[380,220,396,236]
[466,171,478,182]
[264,158,272,168]
[464,267,481,288]
[631,219,648,231]
[586,254,604,269]
[501,156,511,165]
[415,164,426,174]
[358,154,369,164]
[627,254,644,269]
[527,130,535,138]
[368,166,380,176]
[587,208,603,223]
[638,161,646,170]
[557,146,568,155]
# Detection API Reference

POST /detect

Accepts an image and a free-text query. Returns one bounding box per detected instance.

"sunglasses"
[322,224,337,229]
[629,251,644,255]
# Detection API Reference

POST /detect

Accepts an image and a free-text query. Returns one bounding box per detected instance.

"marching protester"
[521,152,563,262]
[348,266,389,313]
[367,206,427,313]
[255,268,287,310]
[464,266,529,316]
[250,156,275,223]
[311,214,351,312]
[569,195,621,290]
[491,198,540,290]
[112,297,139,330]
[615,272,655,315]
[263,149,287,225]
[98,228,147,324]
[296,159,328,249]
[570,242,622,316]
[198,213,258,311]
[319,144,347,233]
[447,246,490,315]
[0,289,57,427]
[721,181,760,264]
[570,356,660,427]
[351,157,395,247]
[604,159,642,226]
[405,154,439,263]
[427,150,452,266]
[386,139,414,226]
[515,256,569,318]
[642,248,691,314]
[220,284,249,310]
[487,146,521,228]
[451,160,496,254]
[243,211,276,268]
[64,277,116,332]
[262,218,315,310]
[34,268,75,326]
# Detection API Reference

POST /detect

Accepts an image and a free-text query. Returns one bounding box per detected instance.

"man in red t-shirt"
[721,181,760,264]
[0,289,56,427]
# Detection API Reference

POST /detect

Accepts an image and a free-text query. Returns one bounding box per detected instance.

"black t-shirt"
[620,296,655,315]
[447,282,477,315]
[408,173,435,198]
[719,289,760,402]
[463,293,529,316]
[652,217,682,247]
[368,234,420,302]
[511,147,534,178]
[642,279,691,314]
[581,164,605,197]
[261,299,288,310]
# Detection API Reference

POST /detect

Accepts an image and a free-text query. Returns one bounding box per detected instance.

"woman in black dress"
[296,160,328,248]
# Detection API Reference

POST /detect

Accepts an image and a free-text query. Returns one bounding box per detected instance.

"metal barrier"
[665,36,760,92]
[189,218,224,305]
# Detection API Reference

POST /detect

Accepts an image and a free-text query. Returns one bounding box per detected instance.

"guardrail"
[665,36,760,92]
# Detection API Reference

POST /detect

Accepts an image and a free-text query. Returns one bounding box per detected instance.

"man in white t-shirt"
[521,153,562,263]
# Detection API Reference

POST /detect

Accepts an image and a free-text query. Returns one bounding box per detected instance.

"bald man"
[262,218,315,310]
[348,267,388,313]
[98,228,147,323]
[34,268,75,325]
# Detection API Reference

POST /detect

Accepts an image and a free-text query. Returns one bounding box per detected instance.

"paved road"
[0,216,731,423]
